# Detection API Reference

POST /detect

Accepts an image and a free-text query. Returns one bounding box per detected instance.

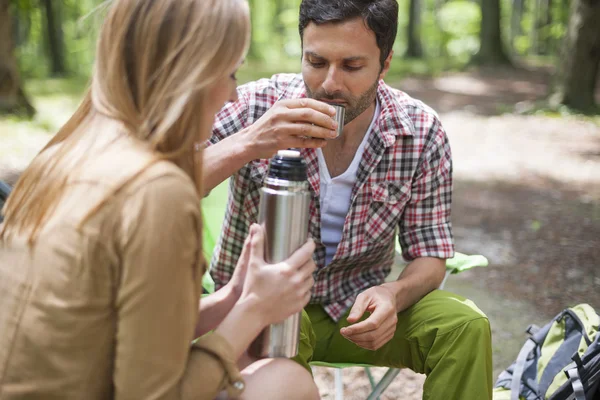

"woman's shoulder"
[120,156,198,206]
[83,138,194,193]
[77,141,199,222]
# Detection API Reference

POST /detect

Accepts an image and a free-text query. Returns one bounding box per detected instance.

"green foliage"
[436,1,481,63]
[12,0,105,79]
[9,0,573,81]
[279,8,302,58]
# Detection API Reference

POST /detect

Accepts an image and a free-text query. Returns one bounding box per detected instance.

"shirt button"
[233,381,245,391]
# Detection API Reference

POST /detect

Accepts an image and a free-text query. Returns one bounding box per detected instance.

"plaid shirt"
[209,73,454,321]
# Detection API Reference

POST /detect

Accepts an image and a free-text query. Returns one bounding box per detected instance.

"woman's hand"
[238,223,316,325]
[223,229,254,300]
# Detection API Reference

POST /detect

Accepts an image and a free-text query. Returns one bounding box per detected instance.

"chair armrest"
[395,242,489,274]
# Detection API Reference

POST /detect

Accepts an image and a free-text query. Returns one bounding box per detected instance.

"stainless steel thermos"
[250,149,311,358]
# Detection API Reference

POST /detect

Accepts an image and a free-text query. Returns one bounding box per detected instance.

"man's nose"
[321,66,344,95]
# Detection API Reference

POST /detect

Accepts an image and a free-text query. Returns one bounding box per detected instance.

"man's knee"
[416,290,490,337]
[436,293,492,350]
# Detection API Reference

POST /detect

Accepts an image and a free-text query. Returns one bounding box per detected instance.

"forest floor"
[1,66,599,399]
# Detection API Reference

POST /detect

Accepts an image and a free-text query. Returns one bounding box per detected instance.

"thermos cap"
[277,150,302,159]
[267,150,307,182]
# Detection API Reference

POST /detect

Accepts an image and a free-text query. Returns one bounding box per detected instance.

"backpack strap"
[527,324,541,336]
[566,367,586,400]
[564,309,592,345]
[539,314,586,397]
[511,338,537,400]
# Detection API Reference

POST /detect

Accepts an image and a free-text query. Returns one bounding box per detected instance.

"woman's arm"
[113,170,247,399]
[194,285,237,337]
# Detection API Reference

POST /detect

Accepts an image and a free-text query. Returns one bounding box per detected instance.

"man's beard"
[304,79,379,125]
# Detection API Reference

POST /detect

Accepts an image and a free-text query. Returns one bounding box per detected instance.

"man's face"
[301,17,391,125]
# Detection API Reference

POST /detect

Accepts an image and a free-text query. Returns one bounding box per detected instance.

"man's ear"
[379,50,393,80]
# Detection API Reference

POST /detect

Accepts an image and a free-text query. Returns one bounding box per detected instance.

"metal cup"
[331,104,345,138]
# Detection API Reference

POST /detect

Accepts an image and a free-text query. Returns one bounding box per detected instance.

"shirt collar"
[375,79,415,137]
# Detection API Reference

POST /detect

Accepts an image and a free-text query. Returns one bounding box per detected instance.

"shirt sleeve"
[112,168,244,400]
[399,117,455,261]
[207,86,250,146]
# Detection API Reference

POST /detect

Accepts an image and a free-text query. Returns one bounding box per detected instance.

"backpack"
[0,180,11,224]
[493,303,600,400]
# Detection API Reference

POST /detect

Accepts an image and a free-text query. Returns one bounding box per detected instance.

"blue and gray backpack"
[494,303,600,400]
[0,180,11,224]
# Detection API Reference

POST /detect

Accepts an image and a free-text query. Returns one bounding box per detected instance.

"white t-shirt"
[317,100,381,265]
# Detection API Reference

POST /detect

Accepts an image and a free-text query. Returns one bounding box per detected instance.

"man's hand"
[243,98,338,160]
[340,285,399,351]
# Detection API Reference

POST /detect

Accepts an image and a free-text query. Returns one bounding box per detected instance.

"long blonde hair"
[1,0,250,243]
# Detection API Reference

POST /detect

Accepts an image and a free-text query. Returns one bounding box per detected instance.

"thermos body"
[252,150,311,358]
[259,184,310,264]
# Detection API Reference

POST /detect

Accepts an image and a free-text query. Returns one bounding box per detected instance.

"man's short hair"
[299,0,399,68]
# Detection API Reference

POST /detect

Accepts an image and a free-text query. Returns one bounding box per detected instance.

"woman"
[0,0,319,399]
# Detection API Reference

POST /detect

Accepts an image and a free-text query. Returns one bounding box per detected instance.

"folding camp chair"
[201,180,489,399]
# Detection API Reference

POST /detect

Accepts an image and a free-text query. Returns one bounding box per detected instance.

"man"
[204,1,492,398]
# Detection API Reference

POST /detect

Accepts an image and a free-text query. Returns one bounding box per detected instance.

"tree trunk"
[42,0,66,76]
[435,0,448,58]
[0,0,35,117]
[530,0,541,55]
[529,0,540,55]
[531,0,554,55]
[472,0,512,65]
[406,0,424,58]
[511,0,524,51]
[550,0,600,112]
[541,0,553,55]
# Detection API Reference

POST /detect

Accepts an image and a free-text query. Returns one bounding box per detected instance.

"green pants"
[294,290,493,400]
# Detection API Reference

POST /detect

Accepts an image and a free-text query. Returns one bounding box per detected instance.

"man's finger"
[343,306,388,334]
[281,122,336,141]
[345,295,370,325]
[342,329,379,343]
[343,321,396,344]
[346,324,397,351]
[286,108,338,130]
[283,98,337,116]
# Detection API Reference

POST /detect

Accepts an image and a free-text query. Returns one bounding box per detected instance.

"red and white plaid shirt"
[209,74,454,321]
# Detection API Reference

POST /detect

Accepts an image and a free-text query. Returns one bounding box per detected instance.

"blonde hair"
[1,0,250,243]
